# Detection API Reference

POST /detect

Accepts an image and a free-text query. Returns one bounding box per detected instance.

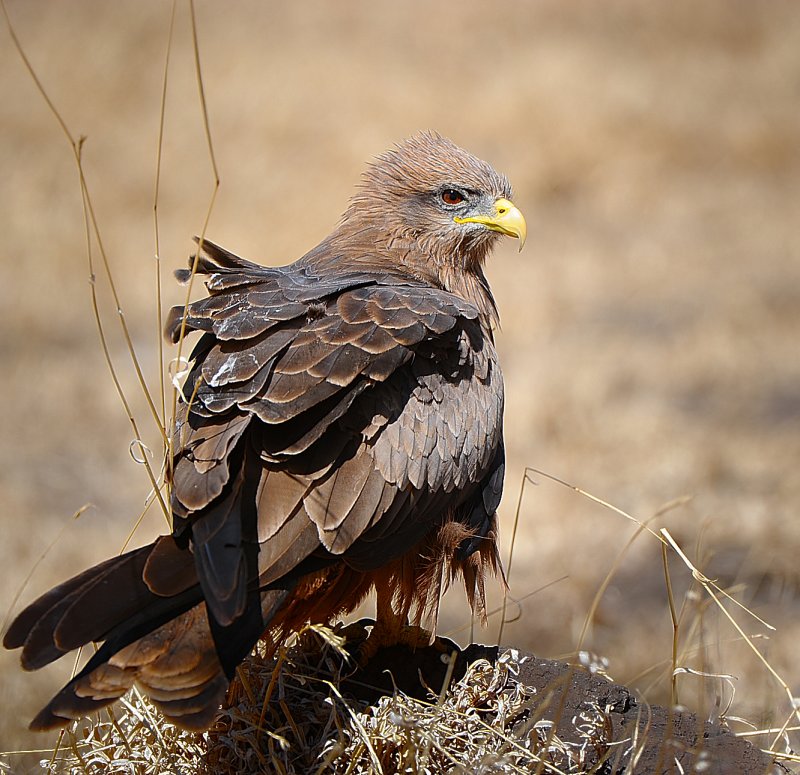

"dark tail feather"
[5,545,156,669]
[4,537,198,672]
[26,587,291,731]
[5,535,296,731]
[3,546,151,652]
[29,660,137,731]
[5,463,299,732]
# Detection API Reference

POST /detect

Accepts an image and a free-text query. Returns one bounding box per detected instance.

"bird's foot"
[357,621,446,666]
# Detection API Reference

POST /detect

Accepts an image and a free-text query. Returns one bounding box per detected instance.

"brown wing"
[6,239,505,729]
[166,240,499,623]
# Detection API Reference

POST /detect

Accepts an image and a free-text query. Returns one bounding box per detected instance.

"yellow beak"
[454,197,527,251]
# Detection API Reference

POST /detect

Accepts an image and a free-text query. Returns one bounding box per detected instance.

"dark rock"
[343,635,790,774]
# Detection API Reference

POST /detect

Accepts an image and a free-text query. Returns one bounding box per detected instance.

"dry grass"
[19,623,793,773]
[24,629,619,775]
[1,0,799,771]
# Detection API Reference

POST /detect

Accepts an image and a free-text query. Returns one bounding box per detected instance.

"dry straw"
[37,627,624,775]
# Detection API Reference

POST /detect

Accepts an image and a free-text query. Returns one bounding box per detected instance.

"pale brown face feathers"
[337,131,518,284]
[352,132,512,217]
[5,134,520,731]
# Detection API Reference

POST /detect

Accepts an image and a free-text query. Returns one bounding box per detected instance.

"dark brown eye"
[441,189,465,206]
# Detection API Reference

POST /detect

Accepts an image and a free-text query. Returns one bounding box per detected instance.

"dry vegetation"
[26,631,608,775]
[23,627,780,774]
[1,1,799,772]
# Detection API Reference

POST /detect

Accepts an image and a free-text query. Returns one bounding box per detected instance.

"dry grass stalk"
[37,628,629,775]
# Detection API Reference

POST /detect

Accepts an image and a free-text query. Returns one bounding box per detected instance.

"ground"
[1,1,799,769]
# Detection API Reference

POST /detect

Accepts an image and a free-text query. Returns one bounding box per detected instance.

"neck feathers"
[311,218,501,334]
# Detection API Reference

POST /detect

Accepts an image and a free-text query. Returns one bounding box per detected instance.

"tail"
[3,536,291,731]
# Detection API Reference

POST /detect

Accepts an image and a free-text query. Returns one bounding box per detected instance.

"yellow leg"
[358,585,436,664]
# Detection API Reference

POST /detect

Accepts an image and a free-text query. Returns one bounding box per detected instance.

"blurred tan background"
[2,0,799,764]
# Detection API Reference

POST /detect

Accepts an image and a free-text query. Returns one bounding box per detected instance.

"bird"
[4,131,526,731]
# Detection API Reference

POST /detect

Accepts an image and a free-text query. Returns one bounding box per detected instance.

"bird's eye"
[441,189,465,206]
